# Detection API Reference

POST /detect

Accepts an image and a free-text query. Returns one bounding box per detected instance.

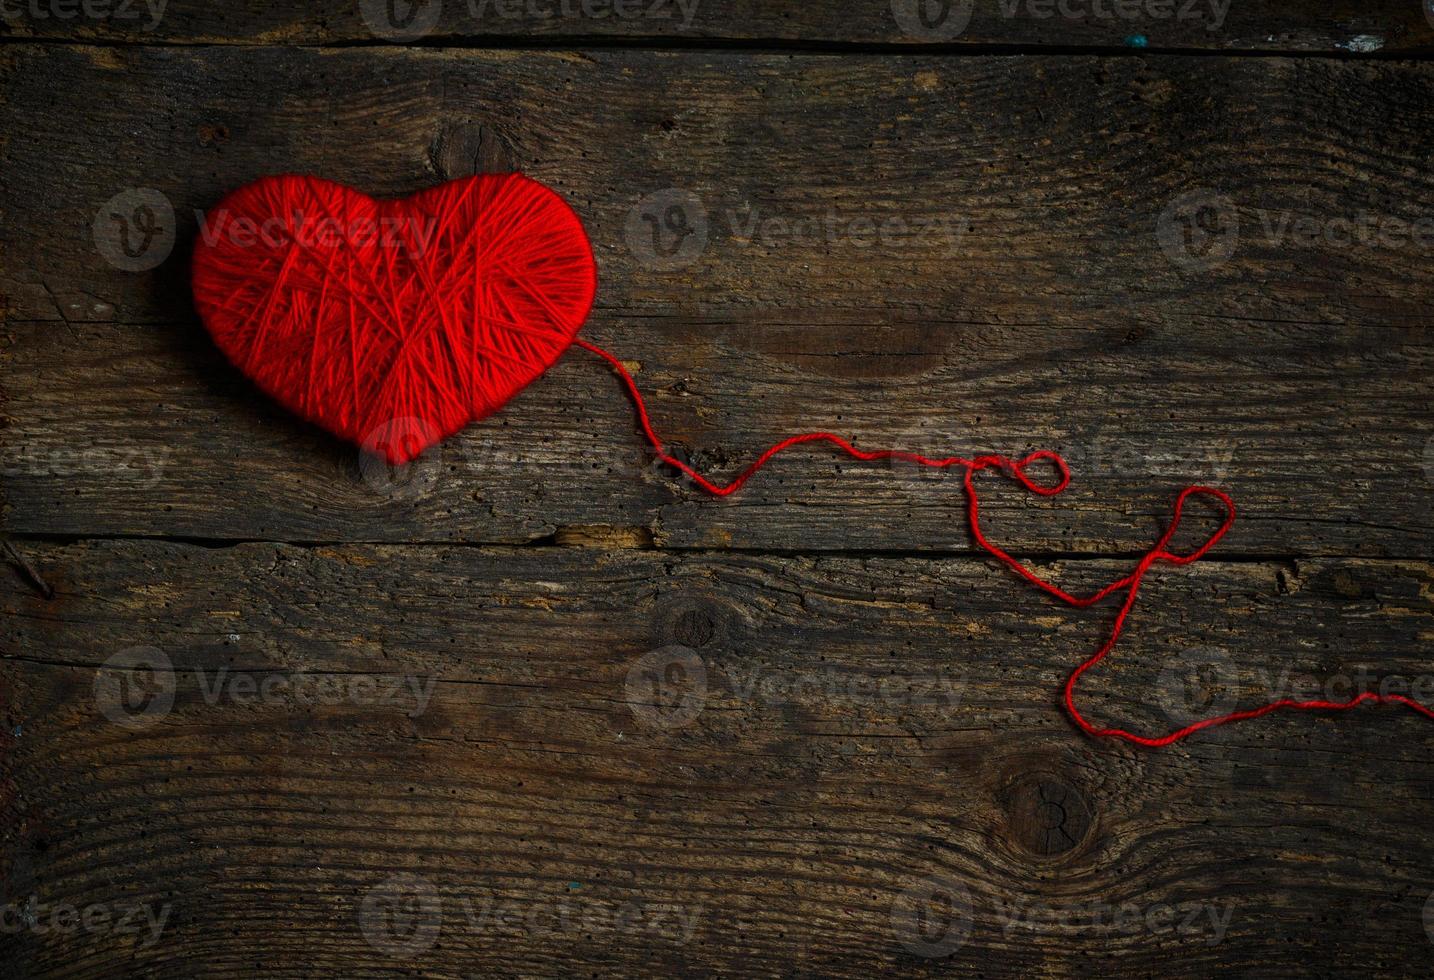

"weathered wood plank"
[0,0,1427,53]
[9,48,1434,329]
[3,316,1432,555]
[3,46,1434,554]
[2,540,1433,975]
[0,15,1429,980]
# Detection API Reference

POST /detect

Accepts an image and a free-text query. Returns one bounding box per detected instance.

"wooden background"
[4,2,1434,976]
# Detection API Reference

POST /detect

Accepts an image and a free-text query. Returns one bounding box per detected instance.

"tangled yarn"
[578,339,1434,747]
[192,174,1434,747]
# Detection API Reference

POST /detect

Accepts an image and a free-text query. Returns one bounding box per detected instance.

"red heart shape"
[191,174,597,463]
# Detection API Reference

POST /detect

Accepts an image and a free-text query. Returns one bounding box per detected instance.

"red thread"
[193,174,1433,746]
[577,337,1434,747]
[192,174,597,464]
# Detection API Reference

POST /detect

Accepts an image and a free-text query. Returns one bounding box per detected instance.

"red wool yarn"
[192,174,1434,747]
[192,174,597,464]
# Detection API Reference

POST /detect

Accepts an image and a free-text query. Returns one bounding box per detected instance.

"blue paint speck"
[11,725,20,738]
[567,881,582,891]
[1126,34,1148,48]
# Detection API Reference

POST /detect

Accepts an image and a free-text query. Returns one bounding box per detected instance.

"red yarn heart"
[186,175,1434,749]
[191,174,597,463]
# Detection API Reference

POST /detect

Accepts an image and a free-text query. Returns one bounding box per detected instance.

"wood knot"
[1002,773,1093,857]
[1331,569,1366,599]
[429,121,515,180]
[673,607,716,648]
[652,594,735,653]
[1311,564,1379,602]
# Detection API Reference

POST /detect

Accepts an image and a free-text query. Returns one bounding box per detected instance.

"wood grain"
[3,539,1434,975]
[9,47,1434,328]
[0,0,1429,53]
[3,315,1431,556]
[3,46,1434,553]
[3,29,1434,980]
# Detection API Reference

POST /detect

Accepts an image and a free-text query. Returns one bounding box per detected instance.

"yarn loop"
[192,173,1434,747]
[579,337,1434,747]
